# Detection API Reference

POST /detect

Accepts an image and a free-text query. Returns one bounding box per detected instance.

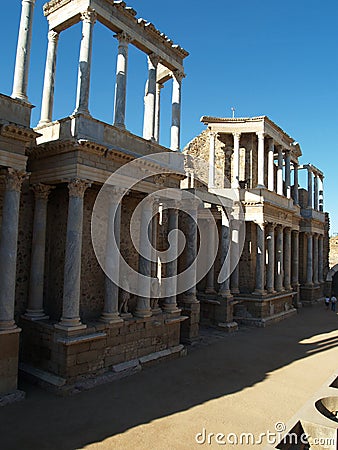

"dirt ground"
[0,303,337,450]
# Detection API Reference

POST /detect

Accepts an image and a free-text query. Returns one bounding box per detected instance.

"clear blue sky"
[1,0,337,233]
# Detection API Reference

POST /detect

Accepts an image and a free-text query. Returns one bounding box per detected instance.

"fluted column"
[291,230,299,287]
[307,168,313,209]
[232,133,241,189]
[205,218,216,294]
[219,209,231,297]
[208,132,216,188]
[56,180,91,330]
[12,0,36,101]
[254,222,266,294]
[275,225,284,292]
[113,32,132,128]
[74,8,97,115]
[267,138,275,192]
[306,232,313,286]
[293,163,299,205]
[134,197,153,318]
[256,132,265,188]
[277,147,283,195]
[285,151,291,199]
[314,175,319,211]
[38,30,59,125]
[163,203,180,314]
[0,170,28,330]
[266,223,275,293]
[101,187,124,324]
[313,234,319,285]
[170,70,184,151]
[154,83,163,143]
[25,184,54,320]
[284,228,292,290]
[150,198,161,314]
[143,54,160,140]
[183,199,200,302]
[318,235,324,283]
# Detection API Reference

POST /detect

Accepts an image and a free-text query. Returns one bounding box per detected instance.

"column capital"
[284,227,291,235]
[172,70,185,82]
[266,222,276,232]
[233,132,241,140]
[256,131,265,139]
[80,8,97,24]
[114,31,133,45]
[47,29,59,43]
[68,179,91,198]
[31,183,54,200]
[148,52,160,67]
[3,168,29,192]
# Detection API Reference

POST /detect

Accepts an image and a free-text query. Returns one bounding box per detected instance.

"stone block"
[76,350,99,364]
[0,332,20,396]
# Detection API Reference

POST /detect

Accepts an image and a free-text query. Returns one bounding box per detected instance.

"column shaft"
[275,226,284,292]
[219,210,231,296]
[208,132,216,188]
[293,163,299,205]
[184,201,199,302]
[230,224,240,294]
[154,83,163,143]
[163,206,180,313]
[254,222,266,294]
[267,138,275,191]
[0,170,27,330]
[319,177,324,212]
[256,132,265,188]
[291,231,299,286]
[39,30,59,125]
[307,168,313,209]
[314,175,319,211]
[306,233,313,285]
[266,224,275,293]
[277,147,283,195]
[313,234,319,285]
[113,32,131,128]
[318,235,324,283]
[143,54,159,141]
[170,71,183,151]
[205,218,216,293]
[74,9,96,115]
[232,133,241,189]
[284,228,291,290]
[285,151,291,199]
[12,0,36,101]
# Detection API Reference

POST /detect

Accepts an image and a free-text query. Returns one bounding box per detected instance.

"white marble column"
[291,230,299,287]
[208,132,216,188]
[12,0,36,101]
[293,163,299,205]
[254,222,266,294]
[266,223,275,293]
[150,199,161,314]
[256,132,265,188]
[0,170,27,331]
[318,235,324,283]
[134,197,153,318]
[285,151,291,199]
[232,133,241,189]
[170,71,184,151]
[314,175,319,211]
[113,31,132,128]
[284,228,292,290]
[163,203,180,314]
[205,218,216,294]
[101,187,124,324]
[319,176,324,212]
[306,232,313,286]
[154,83,163,143]
[307,168,313,209]
[56,179,91,331]
[183,199,200,302]
[267,138,275,192]
[25,184,53,320]
[143,53,160,141]
[313,234,319,285]
[39,30,59,125]
[74,8,97,115]
[219,209,231,297]
[275,225,284,292]
[277,147,284,195]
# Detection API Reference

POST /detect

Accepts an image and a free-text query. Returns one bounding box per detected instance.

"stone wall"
[329,235,338,269]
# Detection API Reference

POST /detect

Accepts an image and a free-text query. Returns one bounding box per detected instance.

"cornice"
[0,123,40,143]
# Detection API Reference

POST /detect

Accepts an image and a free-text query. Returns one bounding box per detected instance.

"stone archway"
[326,264,338,295]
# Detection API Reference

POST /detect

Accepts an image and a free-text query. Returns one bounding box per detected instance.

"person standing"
[325,296,330,310]
[331,295,337,312]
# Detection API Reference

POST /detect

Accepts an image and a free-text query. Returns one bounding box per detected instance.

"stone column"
[275,225,284,292]
[170,71,184,151]
[101,187,124,323]
[12,0,36,101]
[38,30,59,125]
[313,234,319,285]
[319,176,324,212]
[307,168,313,209]
[256,132,265,188]
[113,32,132,128]
[284,227,292,290]
[232,133,241,189]
[56,180,91,331]
[230,221,240,294]
[266,223,275,293]
[318,235,324,283]
[267,138,275,192]
[205,218,216,294]
[219,210,231,297]
[208,132,216,188]
[74,8,97,115]
[285,150,291,199]
[143,53,160,141]
[163,203,180,314]
[254,222,266,294]
[0,170,27,330]
[25,184,53,320]
[154,83,163,143]
[150,199,161,314]
[314,175,319,211]
[293,163,299,205]
[306,233,313,286]
[277,147,284,195]
[134,197,153,318]
[291,230,299,287]
[183,199,200,302]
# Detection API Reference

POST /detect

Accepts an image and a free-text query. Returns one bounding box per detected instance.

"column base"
[23,310,49,321]
[151,307,163,316]
[182,293,199,304]
[218,290,233,298]
[0,321,19,333]
[54,318,87,332]
[133,309,152,319]
[37,119,52,127]
[267,289,276,294]
[162,304,181,315]
[205,287,217,294]
[113,122,126,129]
[253,289,267,296]
[99,313,123,324]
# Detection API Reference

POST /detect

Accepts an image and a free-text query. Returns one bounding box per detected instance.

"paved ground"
[0,304,337,450]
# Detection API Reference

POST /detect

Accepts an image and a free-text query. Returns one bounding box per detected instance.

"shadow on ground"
[0,304,337,450]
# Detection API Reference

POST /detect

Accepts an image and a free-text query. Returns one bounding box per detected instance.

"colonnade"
[37,7,184,150]
[303,165,324,212]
